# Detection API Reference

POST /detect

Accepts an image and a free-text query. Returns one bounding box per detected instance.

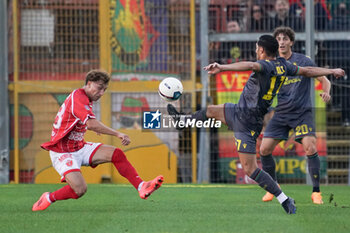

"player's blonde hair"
[85,69,110,85]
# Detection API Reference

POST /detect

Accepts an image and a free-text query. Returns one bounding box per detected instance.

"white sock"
[138,181,144,191]
[46,193,52,203]
[276,192,288,204]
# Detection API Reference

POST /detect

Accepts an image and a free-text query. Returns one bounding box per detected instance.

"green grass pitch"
[0,184,349,233]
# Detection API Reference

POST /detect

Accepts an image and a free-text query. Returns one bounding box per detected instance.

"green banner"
[218,156,327,183]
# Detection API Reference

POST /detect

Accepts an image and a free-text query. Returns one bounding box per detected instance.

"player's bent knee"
[305,145,317,156]
[241,162,257,177]
[73,185,87,198]
[260,146,273,156]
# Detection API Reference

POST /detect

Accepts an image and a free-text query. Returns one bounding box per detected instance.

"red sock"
[49,185,79,203]
[112,148,143,189]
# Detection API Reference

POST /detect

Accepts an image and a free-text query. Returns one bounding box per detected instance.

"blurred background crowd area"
[205,0,350,127]
[206,0,349,33]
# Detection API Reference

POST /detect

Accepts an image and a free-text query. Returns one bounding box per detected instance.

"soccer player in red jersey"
[32,70,163,211]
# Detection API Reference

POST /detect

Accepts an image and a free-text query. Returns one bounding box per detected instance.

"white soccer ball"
[158,77,183,102]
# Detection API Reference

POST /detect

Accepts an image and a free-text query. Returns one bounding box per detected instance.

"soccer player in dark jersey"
[259,27,331,204]
[167,35,344,214]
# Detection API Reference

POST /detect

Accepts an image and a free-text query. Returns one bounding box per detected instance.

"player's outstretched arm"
[298,67,345,79]
[86,118,130,145]
[317,76,331,103]
[203,62,261,74]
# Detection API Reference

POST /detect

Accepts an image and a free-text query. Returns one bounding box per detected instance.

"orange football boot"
[139,175,164,199]
[262,191,274,202]
[311,192,324,204]
[262,184,280,202]
[32,192,51,211]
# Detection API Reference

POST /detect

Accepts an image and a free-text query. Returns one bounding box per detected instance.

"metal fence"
[7,0,195,184]
[5,0,350,184]
[204,0,350,184]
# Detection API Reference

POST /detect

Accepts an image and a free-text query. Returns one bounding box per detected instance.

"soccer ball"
[158,77,183,102]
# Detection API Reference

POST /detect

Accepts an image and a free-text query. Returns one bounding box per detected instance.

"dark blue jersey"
[237,57,299,120]
[275,52,316,114]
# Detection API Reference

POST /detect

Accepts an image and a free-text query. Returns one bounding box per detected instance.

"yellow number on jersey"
[235,138,242,150]
[262,75,286,100]
[295,124,309,136]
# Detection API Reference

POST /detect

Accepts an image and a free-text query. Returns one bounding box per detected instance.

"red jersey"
[41,88,95,152]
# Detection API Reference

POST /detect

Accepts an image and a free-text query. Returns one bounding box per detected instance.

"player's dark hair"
[85,69,110,85]
[257,35,279,57]
[273,26,295,42]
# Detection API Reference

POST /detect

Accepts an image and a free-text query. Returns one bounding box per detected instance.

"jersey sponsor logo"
[58,153,72,162]
[283,77,301,85]
[68,131,84,141]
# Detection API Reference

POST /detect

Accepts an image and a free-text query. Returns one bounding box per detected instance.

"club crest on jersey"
[66,160,73,167]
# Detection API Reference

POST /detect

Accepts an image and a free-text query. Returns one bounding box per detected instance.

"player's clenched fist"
[117,132,130,146]
[333,68,345,78]
[319,92,331,103]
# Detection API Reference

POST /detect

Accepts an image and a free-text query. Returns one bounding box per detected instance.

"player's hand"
[319,92,331,103]
[203,62,222,74]
[117,133,130,146]
[332,68,345,78]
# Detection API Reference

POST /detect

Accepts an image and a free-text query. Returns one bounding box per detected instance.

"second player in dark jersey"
[260,27,332,205]
[276,52,316,114]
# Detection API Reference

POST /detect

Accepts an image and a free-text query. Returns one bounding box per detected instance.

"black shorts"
[224,103,263,154]
[263,110,316,143]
